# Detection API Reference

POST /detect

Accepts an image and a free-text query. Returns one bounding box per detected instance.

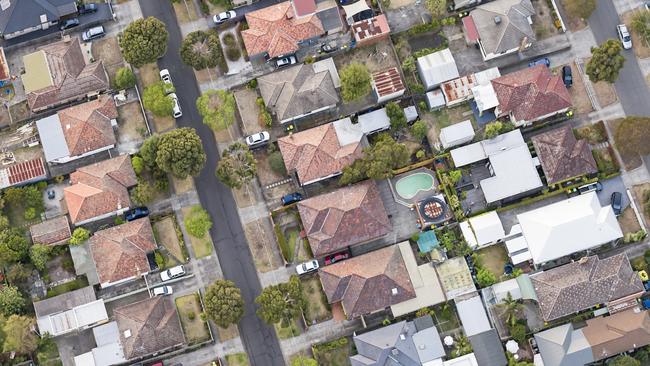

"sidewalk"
[280,318,361,356]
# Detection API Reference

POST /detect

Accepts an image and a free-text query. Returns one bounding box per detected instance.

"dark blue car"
[281,192,303,206]
[125,207,150,221]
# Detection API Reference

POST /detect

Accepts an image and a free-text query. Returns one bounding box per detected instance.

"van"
[82,26,105,42]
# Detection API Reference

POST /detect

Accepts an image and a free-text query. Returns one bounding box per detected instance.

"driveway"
[136,1,284,365]
[597,175,630,210]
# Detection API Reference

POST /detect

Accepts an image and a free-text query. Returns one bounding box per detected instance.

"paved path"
[136,0,285,365]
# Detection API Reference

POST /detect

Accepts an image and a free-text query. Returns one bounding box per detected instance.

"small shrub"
[187,311,196,320]
[199,0,209,14]
[247,79,257,89]
[510,322,527,344]
[222,33,236,47]
[131,156,145,175]
[154,251,165,269]
[268,151,287,176]
[54,175,65,184]
[410,233,420,242]
[416,149,426,160]
[225,46,241,61]
[24,207,36,220]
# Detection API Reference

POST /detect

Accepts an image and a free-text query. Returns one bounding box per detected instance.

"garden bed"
[175,293,211,344]
[618,207,641,235]
[301,276,332,325]
[574,121,607,144]
[153,215,188,264]
[46,276,89,298]
[181,206,214,258]
[313,337,353,366]
[592,147,620,178]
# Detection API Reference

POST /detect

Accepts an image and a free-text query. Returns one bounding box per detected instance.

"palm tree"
[453,336,472,357]
[500,292,524,327]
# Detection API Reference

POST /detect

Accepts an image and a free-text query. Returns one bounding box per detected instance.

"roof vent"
[494,16,501,24]
[123,329,132,338]
[399,334,406,340]
[419,344,426,350]
[391,288,398,295]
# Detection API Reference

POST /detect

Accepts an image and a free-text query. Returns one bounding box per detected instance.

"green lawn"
[226,353,250,366]
[181,206,214,258]
[47,276,89,298]
[175,294,211,344]
[274,320,301,339]
[476,245,509,280]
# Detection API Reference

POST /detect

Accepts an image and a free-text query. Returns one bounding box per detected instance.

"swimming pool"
[395,172,435,200]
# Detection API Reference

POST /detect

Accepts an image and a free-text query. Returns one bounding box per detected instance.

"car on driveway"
[213,10,236,24]
[611,191,623,215]
[578,181,603,194]
[528,58,550,68]
[82,26,105,42]
[320,42,337,53]
[78,3,97,14]
[60,18,80,31]
[296,260,319,275]
[245,131,270,148]
[152,285,173,296]
[276,55,297,68]
[126,206,149,221]
[325,251,350,265]
[281,192,303,206]
[161,265,186,282]
[617,24,632,49]
[562,65,573,87]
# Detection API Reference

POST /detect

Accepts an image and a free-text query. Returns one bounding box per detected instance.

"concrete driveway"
[597,175,630,211]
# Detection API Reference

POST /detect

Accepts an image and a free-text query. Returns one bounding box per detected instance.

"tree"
[425,0,446,17]
[2,315,37,354]
[114,67,136,90]
[184,205,213,238]
[410,120,428,141]
[6,263,30,285]
[0,228,29,263]
[131,180,155,205]
[143,81,174,117]
[131,155,145,175]
[610,355,641,366]
[216,142,257,189]
[291,356,318,366]
[196,89,236,131]
[29,244,51,272]
[119,17,168,68]
[586,39,625,83]
[632,11,650,46]
[364,133,410,179]
[509,322,527,344]
[180,30,225,70]
[563,0,596,20]
[140,134,161,170]
[268,151,286,176]
[204,280,244,327]
[0,286,25,316]
[500,292,524,327]
[255,275,306,326]
[156,128,207,179]
[386,102,407,131]
[452,335,472,357]
[339,63,372,102]
[476,267,497,288]
[69,227,91,245]
[484,121,504,139]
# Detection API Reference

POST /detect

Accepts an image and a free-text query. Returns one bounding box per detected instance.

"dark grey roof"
[413,314,435,331]
[33,286,96,317]
[470,0,535,55]
[0,0,77,35]
[317,6,343,32]
[468,329,508,366]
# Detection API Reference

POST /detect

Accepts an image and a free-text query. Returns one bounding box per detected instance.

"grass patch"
[574,121,607,144]
[217,324,239,342]
[302,276,331,324]
[181,206,214,258]
[612,117,650,170]
[431,109,451,129]
[592,147,620,177]
[226,353,250,366]
[153,216,187,264]
[274,224,291,262]
[313,337,352,366]
[46,276,89,298]
[175,294,210,344]
[274,320,301,340]
[475,245,508,280]
[431,302,461,332]
[631,256,648,272]
[171,176,195,194]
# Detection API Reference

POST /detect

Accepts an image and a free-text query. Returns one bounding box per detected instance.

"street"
[135,1,285,365]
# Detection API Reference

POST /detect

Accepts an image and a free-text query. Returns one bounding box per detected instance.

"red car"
[325,252,350,265]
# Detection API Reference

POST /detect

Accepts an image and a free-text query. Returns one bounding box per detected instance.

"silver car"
[296,260,319,275]
[160,265,186,282]
[617,24,632,49]
[152,285,173,296]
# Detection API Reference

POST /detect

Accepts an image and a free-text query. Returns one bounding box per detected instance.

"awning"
[417,230,440,253]
[342,1,370,21]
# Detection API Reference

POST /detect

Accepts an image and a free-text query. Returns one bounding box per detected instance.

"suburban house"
[350,315,446,366]
[439,120,476,149]
[291,0,344,34]
[462,0,536,60]
[89,218,157,288]
[258,57,340,124]
[37,95,118,164]
[372,67,405,103]
[455,295,508,366]
[73,321,126,366]
[450,129,543,205]
[531,126,598,187]
[417,48,460,91]
[0,158,48,190]
[351,14,391,48]
[0,0,78,39]
[505,192,623,266]
[297,180,392,258]
[63,155,137,225]
[241,2,324,59]
[530,253,644,322]
[278,118,365,186]
[30,215,72,246]
[534,308,650,366]
[22,37,109,112]
[319,244,416,319]
[34,286,108,337]
[492,65,572,126]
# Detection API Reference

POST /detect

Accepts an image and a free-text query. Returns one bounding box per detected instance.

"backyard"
[301,275,332,325]
[175,293,211,344]
[181,206,214,258]
[530,0,562,40]
[46,276,89,298]
[475,245,509,281]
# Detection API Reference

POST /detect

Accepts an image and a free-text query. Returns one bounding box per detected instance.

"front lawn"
[301,276,331,325]
[313,337,353,366]
[181,206,214,258]
[175,293,211,344]
[153,215,188,265]
[574,121,607,144]
[226,353,250,366]
[274,319,302,340]
[592,147,620,177]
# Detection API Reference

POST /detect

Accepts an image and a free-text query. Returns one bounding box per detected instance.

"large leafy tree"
[340,133,410,185]
[204,280,244,328]
[142,81,175,117]
[216,142,257,189]
[156,128,207,179]
[180,30,225,70]
[0,286,25,317]
[340,63,372,103]
[586,39,625,83]
[196,89,237,131]
[29,244,51,272]
[255,276,306,326]
[386,102,407,131]
[120,17,168,68]
[139,134,161,170]
[0,228,29,263]
[2,315,37,355]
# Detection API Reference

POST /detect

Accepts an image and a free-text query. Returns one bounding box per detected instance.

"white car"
[245,131,270,148]
[81,26,105,42]
[159,69,174,94]
[213,10,236,24]
[617,24,632,49]
[276,55,297,68]
[160,265,186,282]
[152,285,173,296]
[169,93,182,119]
[296,260,319,275]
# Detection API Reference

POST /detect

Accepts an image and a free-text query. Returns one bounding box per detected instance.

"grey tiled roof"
[0,0,77,35]
[470,0,535,55]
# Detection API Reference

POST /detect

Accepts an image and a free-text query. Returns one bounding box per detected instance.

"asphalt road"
[589,0,650,116]
[136,2,285,365]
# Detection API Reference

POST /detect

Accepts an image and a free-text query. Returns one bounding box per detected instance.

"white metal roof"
[417,49,459,89]
[426,89,446,109]
[450,141,486,167]
[443,353,479,366]
[36,114,70,162]
[455,295,491,337]
[460,221,478,248]
[480,144,543,203]
[37,299,108,336]
[439,120,475,149]
[472,83,499,112]
[474,67,501,85]
[467,211,505,247]
[358,108,390,134]
[517,192,623,264]
[332,117,364,145]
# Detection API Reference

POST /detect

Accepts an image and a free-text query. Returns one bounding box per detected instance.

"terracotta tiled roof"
[532,126,598,185]
[26,38,109,111]
[319,245,416,319]
[531,254,644,321]
[278,122,363,184]
[114,296,185,360]
[64,155,137,224]
[582,308,650,361]
[492,64,572,123]
[241,2,324,58]
[298,180,392,257]
[292,0,316,16]
[58,95,117,156]
[90,218,156,286]
[30,216,72,246]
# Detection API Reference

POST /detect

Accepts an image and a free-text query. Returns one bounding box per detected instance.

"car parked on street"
[611,191,623,215]
[78,3,97,14]
[245,131,270,148]
[125,206,149,221]
[60,18,80,31]
[160,265,186,282]
[169,93,182,118]
[281,192,303,206]
[324,251,350,265]
[213,10,236,24]
[528,58,550,68]
[617,24,632,49]
[562,65,573,87]
[82,26,105,42]
[296,260,319,275]
[152,285,173,296]
[276,55,297,68]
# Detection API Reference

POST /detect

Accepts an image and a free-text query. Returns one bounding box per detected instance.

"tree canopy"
[142,81,174,117]
[386,102,407,131]
[184,205,213,238]
[0,286,25,317]
[69,227,91,245]
[255,276,306,326]
[29,244,51,272]
[610,355,641,366]
[119,17,168,68]
[204,280,244,328]
[340,133,410,185]
[216,142,257,189]
[586,39,625,83]
[180,30,225,70]
[340,63,372,103]
[2,315,37,355]
[155,128,207,179]
[425,0,446,17]
[0,228,29,263]
[114,67,136,90]
[196,89,237,131]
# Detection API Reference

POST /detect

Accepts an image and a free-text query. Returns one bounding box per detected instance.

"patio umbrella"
[506,340,520,354]
[444,336,454,346]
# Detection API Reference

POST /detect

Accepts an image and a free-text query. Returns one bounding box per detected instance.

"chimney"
[494,16,501,24]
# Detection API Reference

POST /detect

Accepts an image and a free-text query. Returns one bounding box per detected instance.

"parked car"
[276,55,297,68]
[617,24,632,49]
[577,181,603,195]
[81,26,105,42]
[245,131,270,148]
[160,265,186,281]
[320,42,337,53]
[60,18,80,31]
[125,206,150,221]
[213,10,236,24]
[528,58,550,68]
[324,251,350,265]
[562,65,573,87]
[611,191,623,215]
[296,260,319,275]
[78,3,97,14]
[169,93,182,118]
[159,69,174,94]
[281,192,303,206]
[152,285,173,296]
